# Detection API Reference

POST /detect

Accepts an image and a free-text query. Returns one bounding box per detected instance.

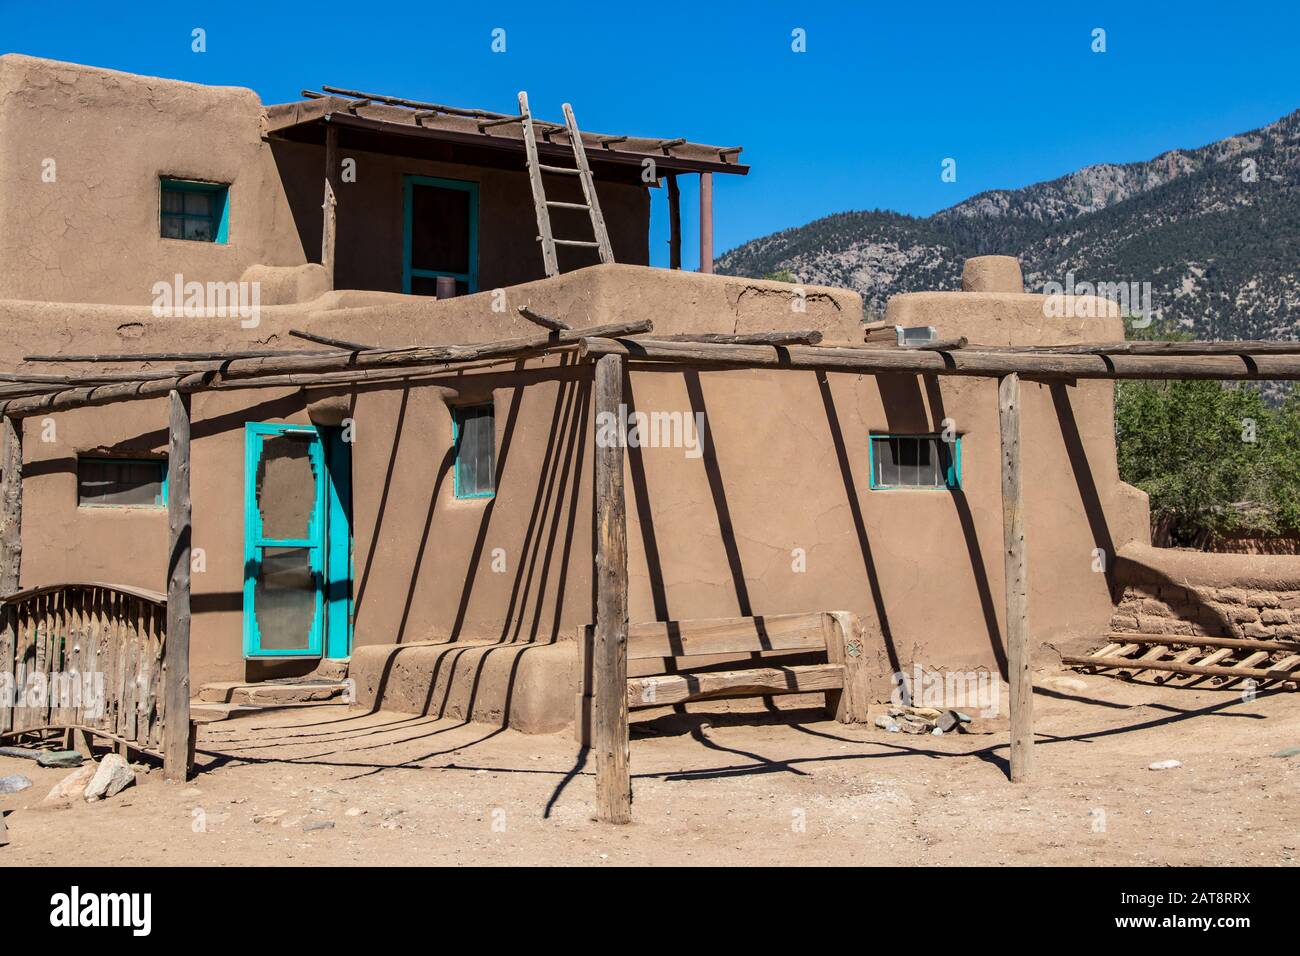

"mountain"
[716,109,1300,339]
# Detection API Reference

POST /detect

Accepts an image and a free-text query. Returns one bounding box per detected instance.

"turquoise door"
[243,424,327,658]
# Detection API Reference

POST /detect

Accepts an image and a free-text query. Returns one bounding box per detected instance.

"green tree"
[1116,379,1298,546]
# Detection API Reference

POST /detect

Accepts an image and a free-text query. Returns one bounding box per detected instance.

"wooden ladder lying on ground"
[1066,631,1300,687]
[517,91,614,278]
[575,611,871,743]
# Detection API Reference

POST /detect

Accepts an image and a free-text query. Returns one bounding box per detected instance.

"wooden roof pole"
[322,123,338,287]
[162,391,193,782]
[666,173,682,270]
[593,353,631,823]
[578,337,1300,381]
[0,320,653,418]
[998,374,1032,782]
[699,172,714,274]
[0,415,21,740]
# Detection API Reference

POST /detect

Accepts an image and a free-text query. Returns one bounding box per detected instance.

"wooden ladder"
[518,91,614,278]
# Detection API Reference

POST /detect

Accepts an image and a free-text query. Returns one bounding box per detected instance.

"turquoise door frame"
[243,423,353,659]
[321,425,353,659]
[402,174,479,293]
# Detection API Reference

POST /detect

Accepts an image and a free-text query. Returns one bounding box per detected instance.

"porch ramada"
[3,260,1300,823]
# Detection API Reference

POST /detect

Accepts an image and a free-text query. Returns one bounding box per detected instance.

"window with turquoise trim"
[453,404,496,499]
[77,457,168,507]
[869,434,960,490]
[160,178,230,243]
[404,175,478,295]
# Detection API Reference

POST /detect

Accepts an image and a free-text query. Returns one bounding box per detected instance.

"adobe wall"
[882,291,1152,669]
[0,55,651,307]
[3,260,1146,700]
[269,141,650,294]
[0,55,306,305]
[1105,544,1300,647]
[2,266,859,688]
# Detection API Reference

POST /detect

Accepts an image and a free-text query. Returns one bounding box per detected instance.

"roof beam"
[578,337,1300,381]
[0,320,653,418]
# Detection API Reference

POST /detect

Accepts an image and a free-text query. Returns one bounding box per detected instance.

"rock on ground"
[83,754,135,801]
[0,773,32,795]
[45,764,96,802]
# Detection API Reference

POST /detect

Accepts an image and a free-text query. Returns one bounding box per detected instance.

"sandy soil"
[2,669,1298,866]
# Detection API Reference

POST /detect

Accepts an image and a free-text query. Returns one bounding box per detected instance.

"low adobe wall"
[1108,544,1300,643]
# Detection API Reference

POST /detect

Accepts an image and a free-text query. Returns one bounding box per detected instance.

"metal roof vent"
[895,325,938,347]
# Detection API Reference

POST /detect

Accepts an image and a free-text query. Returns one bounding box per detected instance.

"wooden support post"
[593,353,630,823]
[163,390,192,781]
[321,123,338,287]
[698,172,713,274]
[998,373,1032,782]
[0,415,21,735]
[666,173,682,270]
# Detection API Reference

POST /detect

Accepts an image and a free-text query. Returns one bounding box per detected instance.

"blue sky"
[3,1,1298,266]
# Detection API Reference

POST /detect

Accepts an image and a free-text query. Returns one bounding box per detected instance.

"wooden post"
[666,173,682,270]
[0,415,21,735]
[999,373,1032,782]
[698,172,713,274]
[321,123,338,287]
[593,353,630,823]
[163,390,192,781]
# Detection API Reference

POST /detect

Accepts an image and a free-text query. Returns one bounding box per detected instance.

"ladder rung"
[546,201,590,210]
[539,164,581,175]
[553,239,600,247]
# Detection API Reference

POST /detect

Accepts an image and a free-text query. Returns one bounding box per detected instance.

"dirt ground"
[2,669,1298,866]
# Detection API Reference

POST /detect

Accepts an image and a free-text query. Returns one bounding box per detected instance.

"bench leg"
[826,612,871,723]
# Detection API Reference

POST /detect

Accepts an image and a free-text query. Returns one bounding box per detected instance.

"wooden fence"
[0,582,185,765]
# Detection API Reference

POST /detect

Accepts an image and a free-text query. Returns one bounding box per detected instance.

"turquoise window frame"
[452,403,496,500]
[402,175,479,294]
[868,433,962,490]
[76,457,168,509]
[242,423,326,659]
[160,177,230,244]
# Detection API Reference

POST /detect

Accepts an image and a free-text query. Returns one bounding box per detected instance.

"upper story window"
[453,403,496,499]
[78,457,168,508]
[160,178,230,243]
[869,434,961,490]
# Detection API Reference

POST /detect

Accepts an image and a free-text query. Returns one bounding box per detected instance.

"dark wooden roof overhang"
[265,97,748,186]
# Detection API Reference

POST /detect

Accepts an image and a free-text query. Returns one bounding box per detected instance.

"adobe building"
[0,55,1164,737]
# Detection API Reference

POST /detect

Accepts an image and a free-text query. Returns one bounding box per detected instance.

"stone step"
[196,679,349,706]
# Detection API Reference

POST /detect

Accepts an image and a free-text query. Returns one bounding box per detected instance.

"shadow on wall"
[352,355,592,648]
[88,360,1137,697]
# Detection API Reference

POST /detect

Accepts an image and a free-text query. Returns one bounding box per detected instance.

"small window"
[78,458,168,508]
[869,435,960,490]
[453,404,496,499]
[160,178,229,243]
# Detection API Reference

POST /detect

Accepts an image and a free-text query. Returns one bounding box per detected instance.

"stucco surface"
[3,265,864,691]
[0,49,1158,730]
[0,54,307,305]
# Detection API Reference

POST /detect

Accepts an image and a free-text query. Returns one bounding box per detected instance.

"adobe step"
[196,679,350,706]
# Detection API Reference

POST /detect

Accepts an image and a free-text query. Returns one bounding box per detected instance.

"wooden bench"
[575,611,870,743]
